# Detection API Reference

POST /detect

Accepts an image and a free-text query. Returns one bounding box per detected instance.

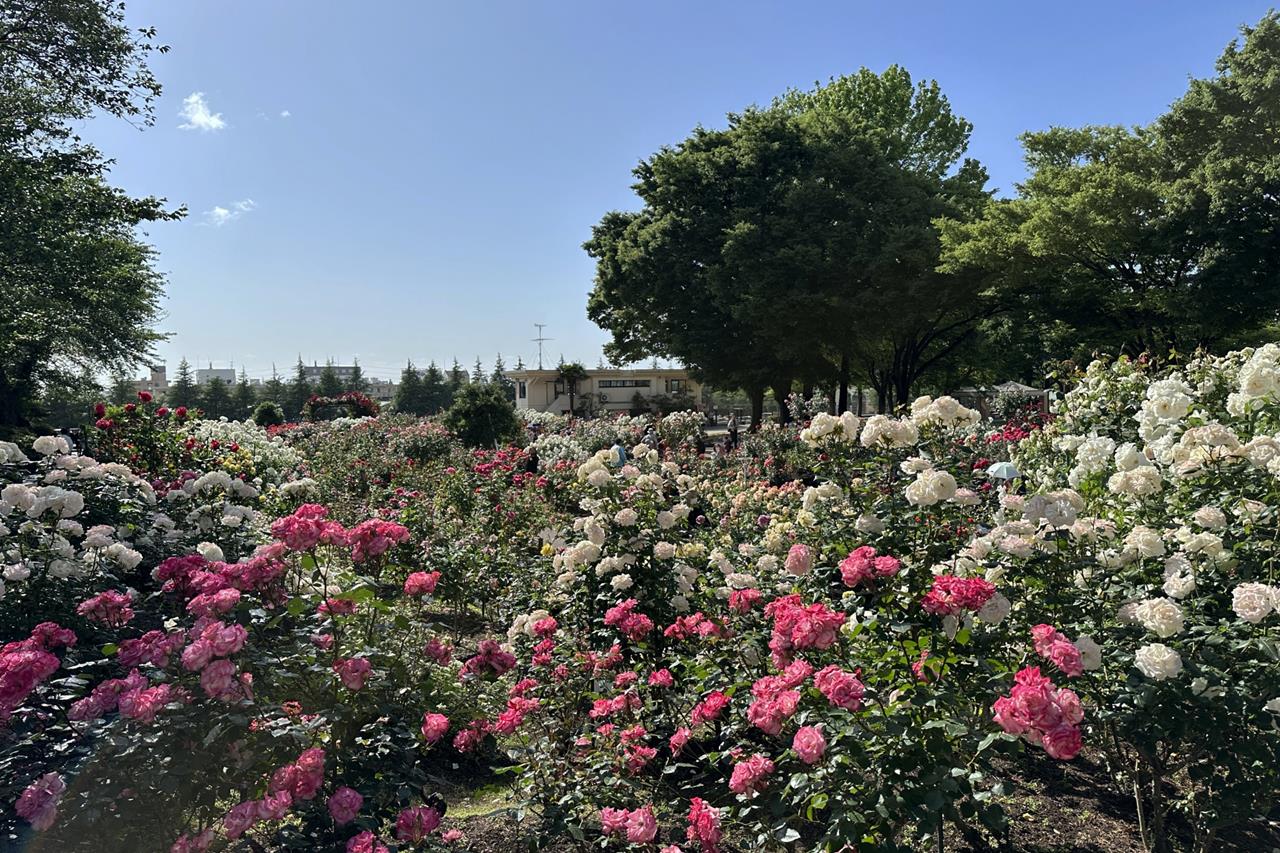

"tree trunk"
[837,353,850,414]
[772,381,792,426]
[748,387,765,429]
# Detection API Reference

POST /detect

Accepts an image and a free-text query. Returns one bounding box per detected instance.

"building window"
[518,381,526,399]
[666,379,686,392]
[598,379,652,388]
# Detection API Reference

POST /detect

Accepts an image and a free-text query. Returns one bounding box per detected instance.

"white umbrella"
[985,461,1020,480]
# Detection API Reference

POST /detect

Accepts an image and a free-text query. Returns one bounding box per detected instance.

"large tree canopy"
[586,67,991,421]
[0,0,178,431]
[939,13,1280,366]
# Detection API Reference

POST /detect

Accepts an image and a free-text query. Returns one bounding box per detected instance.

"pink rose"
[421,712,450,744]
[327,786,363,825]
[792,725,826,765]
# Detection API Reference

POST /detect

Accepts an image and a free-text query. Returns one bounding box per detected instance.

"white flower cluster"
[799,412,861,447]
[859,415,919,448]
[909,395,980,430]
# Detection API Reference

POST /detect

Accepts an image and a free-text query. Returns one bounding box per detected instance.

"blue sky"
[90,0,1274,382]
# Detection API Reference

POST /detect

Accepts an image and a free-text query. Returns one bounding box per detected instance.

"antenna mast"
[532,323,553,370]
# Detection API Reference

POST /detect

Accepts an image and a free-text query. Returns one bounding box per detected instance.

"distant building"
[133,365,169,398]
[301,363,360,383]
[506,367,702,415]
[195,367,236,386]
[365,378,398,403]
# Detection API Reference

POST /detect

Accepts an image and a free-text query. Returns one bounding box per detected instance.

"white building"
[133,365,169,398]
[195,367,236,386]
[506,367,702,415]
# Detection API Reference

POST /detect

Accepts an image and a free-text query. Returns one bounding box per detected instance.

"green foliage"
[395,360,424,414]
[0,0,178,433]
[286,358,312,421]
[167,359,198,409]
[556,361,588,416]
[345,358,368,393]
[316,360,343,398]
[198,377,233,419]
[232,370,257,419]
[443,382,520,448]
[253,400,286,428]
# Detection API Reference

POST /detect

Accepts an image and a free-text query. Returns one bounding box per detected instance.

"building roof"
[507,367,694,379]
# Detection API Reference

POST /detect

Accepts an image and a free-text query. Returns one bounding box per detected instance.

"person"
[609,440,627,467]
[642,426,658,448]
[727,415,739,448]
[523,448,539,474]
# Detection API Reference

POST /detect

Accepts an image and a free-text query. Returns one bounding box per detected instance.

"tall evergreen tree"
[261,365,287,408]
[395,361,423,415]
[490,354,515,402]
[422,362,450,414]
[108,371,134,404]
[232,368,256,419]
[286,358,313,420]
[200,377,232,419]
[471,357,486,384]
[317,360,343,397]
[346,358,368,393]
[168,359,198,409]
[447,358,467,391]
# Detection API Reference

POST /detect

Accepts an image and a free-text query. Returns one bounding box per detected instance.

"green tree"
[108,371,134,404]
[444,382,520,448]
[395,361,423,415]
[447,358,467,392]
[316,361,343,398]
[167,359,198,409]
[34,370,103,429]
[586,67,989,421]
[0,0,177,432]
[471,357,486,384]
[346,358,368,393]
[260,366,287,410]
[232,369,256,419]
[200,378,232,419]
[286,358,313,420]
[422,362,451,414]
[557,361,589,416]
[490,353,514,402]
[940,14,1280,365]
[252,401,285,428]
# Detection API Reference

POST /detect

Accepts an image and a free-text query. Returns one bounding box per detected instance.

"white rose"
[1191,506,1226,529]
[1074,635,1102,671]
[976,592,1010,624]
[196,542,225,563]
[610,573,634,591]
[1134,643,1183,680]
[1231,582,1276,624]
[614,508,638,527]
[1133,597,1184,638]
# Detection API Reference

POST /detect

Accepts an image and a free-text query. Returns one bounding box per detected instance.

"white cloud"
[204,199,256,226]
[178,92,226,131]
[279,110,291,118]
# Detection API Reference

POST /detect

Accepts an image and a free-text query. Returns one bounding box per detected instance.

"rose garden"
[4,2,1280,851]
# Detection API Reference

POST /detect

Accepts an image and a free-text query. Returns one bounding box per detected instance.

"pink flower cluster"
[15,772,65,831]
[838,545,901,588]
[793,725,826,764]
[747,660,810,735]
[1031,624,1084,677]
[452,719,491,753]
[460,639,516,679]
[686,797,723,852]
[223,749,324,840]
[155,551,288,616]
[1,623,75,724]
[347,518,411,563]
[182,620,248,672]
[327,786,363,825]
[395,805,442,842]
[728,588,763,613]
[170,829,214,852]
[784,543,814,575]
[663,612,729,641]
[421,711,451,743]
[269,503,348,551]
[920,575,996,616]
[403,570,441,596]
[590,691,641,720]
[347,831,389,853]
[813,664,865,711]
[76,589,135,626]
[117,630,185,668]
[600,804,658,843]
[494,695,540,734]
[729,752,775,796]
[200,658,252,703]
[992,666,1084,760]
[604,598,655,641]
[334,657,373,690]
[690,690,731,726]
[764,595,845,667]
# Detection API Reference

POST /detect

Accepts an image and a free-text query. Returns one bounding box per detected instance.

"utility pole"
[532,323,553,370]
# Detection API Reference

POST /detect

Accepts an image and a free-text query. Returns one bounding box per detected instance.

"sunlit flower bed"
[3,347,1279,852]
